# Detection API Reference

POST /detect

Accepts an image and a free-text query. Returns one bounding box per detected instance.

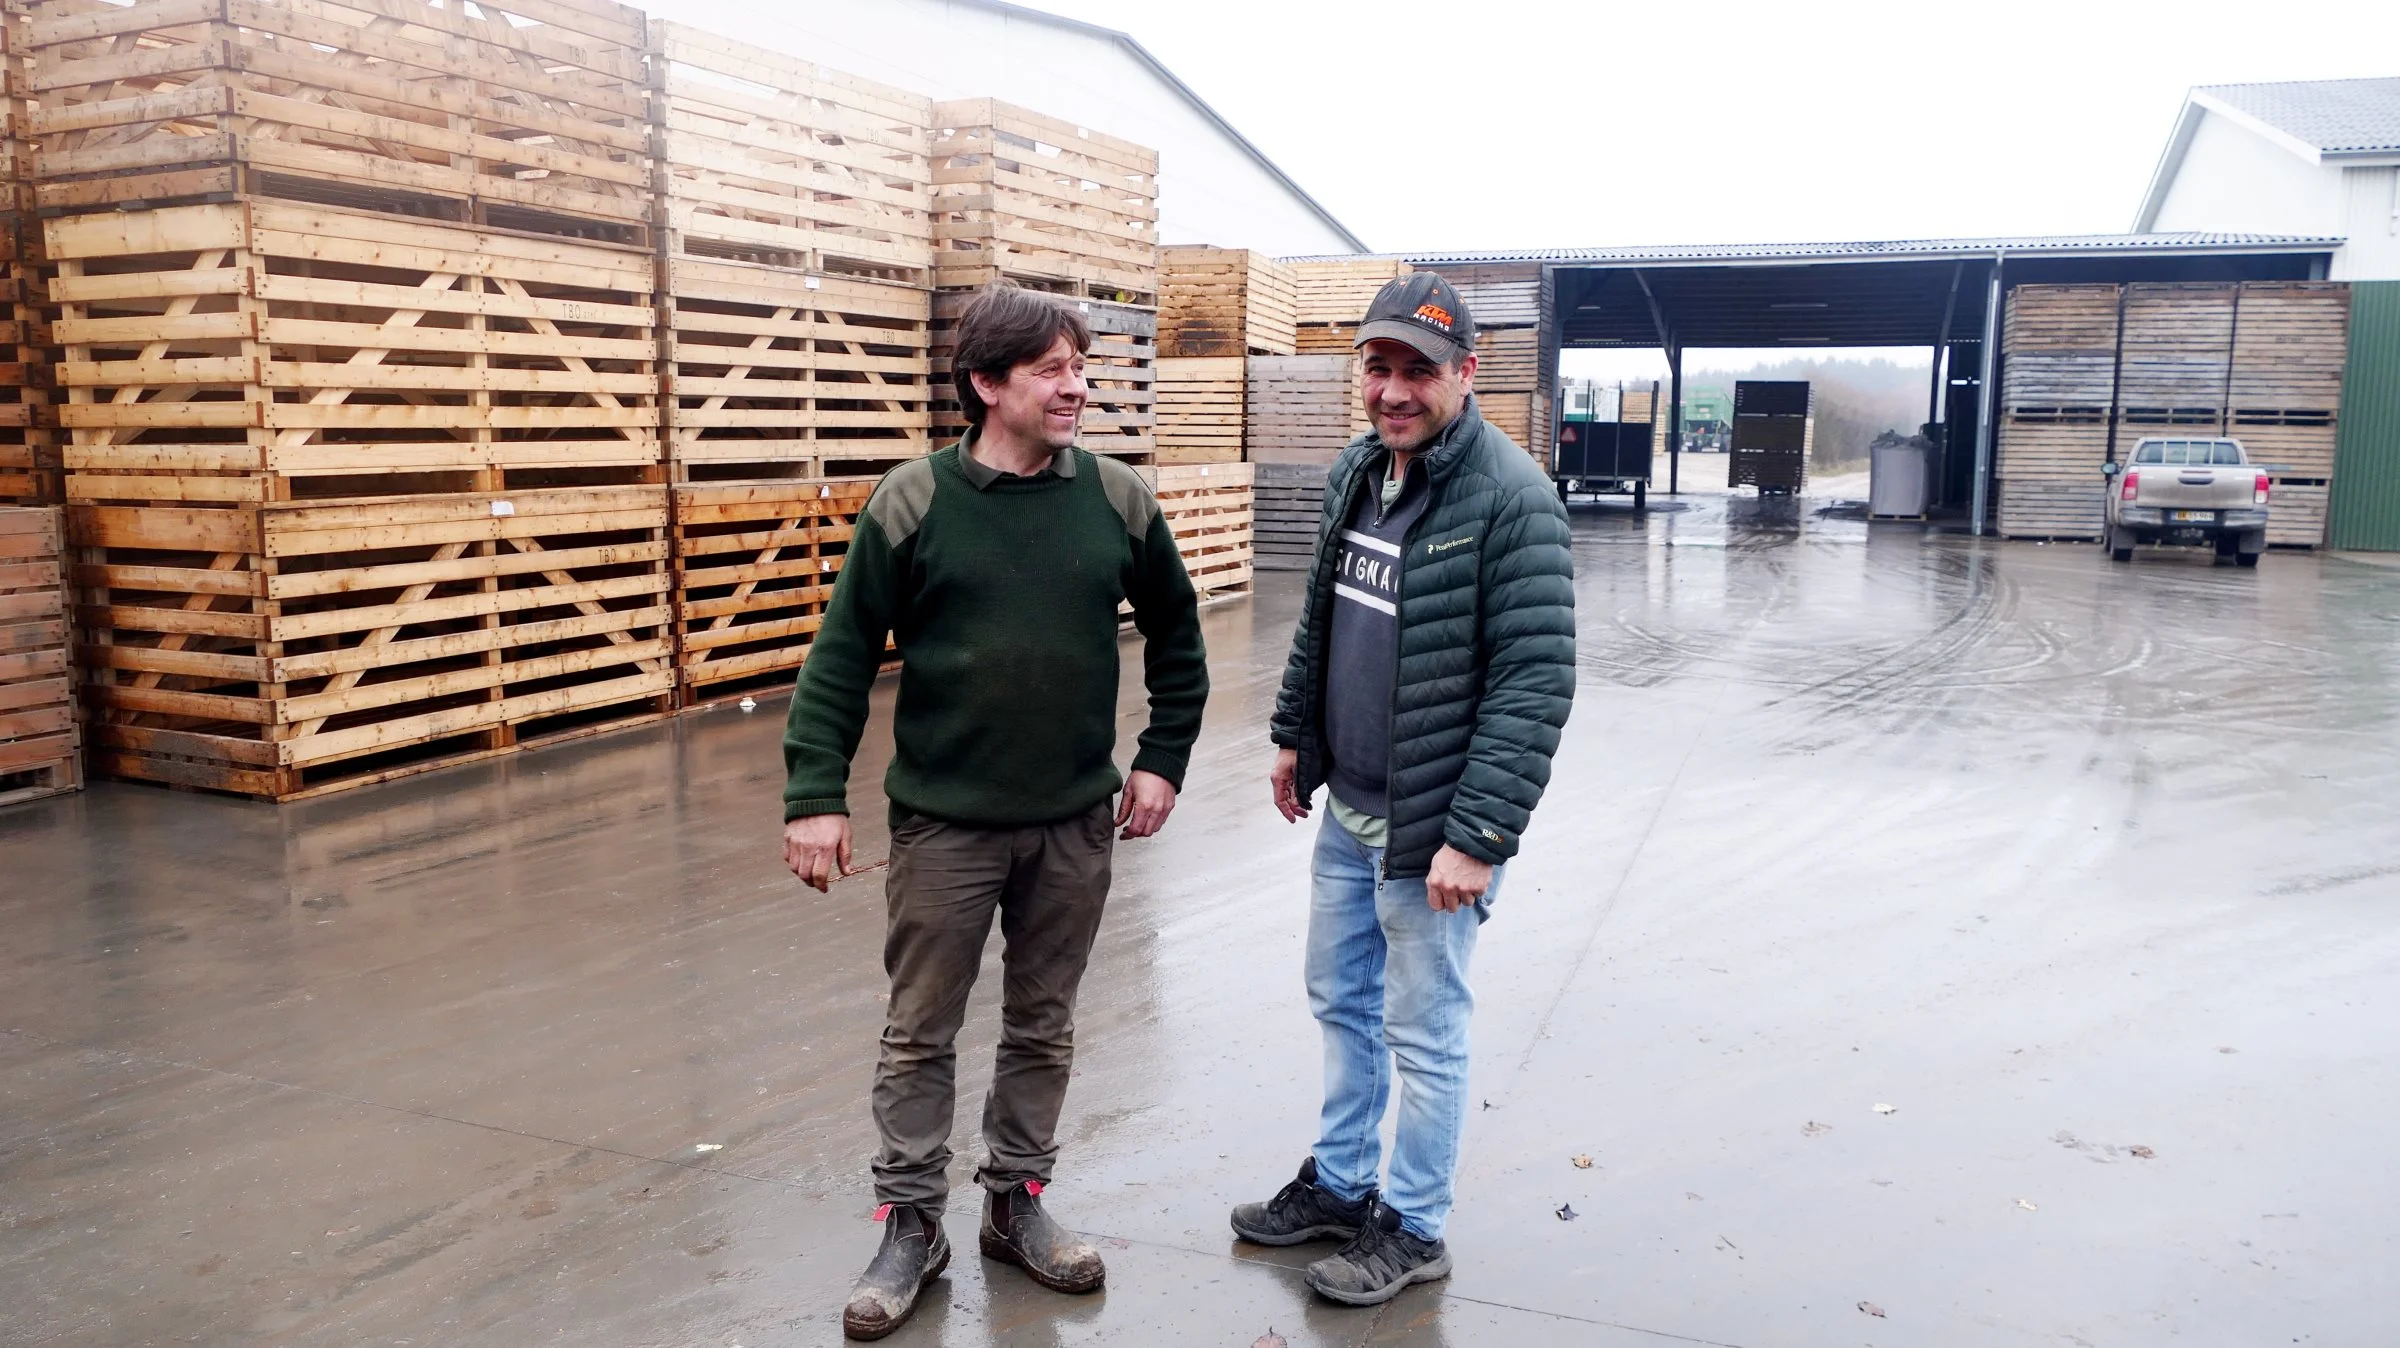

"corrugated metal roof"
[1284,232,2340,268]
[2198,77,2400,156]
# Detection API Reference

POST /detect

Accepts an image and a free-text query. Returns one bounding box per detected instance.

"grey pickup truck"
[2102,436,2271,568]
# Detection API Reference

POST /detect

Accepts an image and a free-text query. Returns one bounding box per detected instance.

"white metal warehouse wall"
[648,0,1362,257]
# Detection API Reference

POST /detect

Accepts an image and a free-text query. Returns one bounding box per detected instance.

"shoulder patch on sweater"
[865,456,940,547]
[1091,451,1159,539]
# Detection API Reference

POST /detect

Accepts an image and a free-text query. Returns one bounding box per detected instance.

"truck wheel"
[1634,481,1648,510]
[2108,528,2133,563]
[2236,549,2261,569]
[2215,534,2240,563]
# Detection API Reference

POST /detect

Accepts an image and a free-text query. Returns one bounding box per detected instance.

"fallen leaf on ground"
[2130,1145,2155,1159]
[1858,1300,1887,1318]
[1571,1155,1594,1169]
[1873,1103,1898,1115]
[1803,1121,1832,1136]
[2016,1198,2038,1211]
[1555,1203,1578,1221]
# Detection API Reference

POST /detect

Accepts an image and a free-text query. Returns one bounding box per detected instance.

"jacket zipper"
[1378,451,1432,881]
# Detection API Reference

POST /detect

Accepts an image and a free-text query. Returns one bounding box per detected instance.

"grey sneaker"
[843,1203,950,1340]
[1304,1200,1451,1306]
[1230,1157,1374,1246]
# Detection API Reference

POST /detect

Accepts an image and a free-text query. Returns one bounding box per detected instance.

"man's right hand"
[782,813,853,892]
[1270,748,1310,823]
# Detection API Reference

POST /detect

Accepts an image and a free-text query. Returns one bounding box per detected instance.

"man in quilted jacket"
[1229,272,1577,1306]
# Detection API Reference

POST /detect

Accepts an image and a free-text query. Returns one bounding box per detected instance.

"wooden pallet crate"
[1154,355,1243,465]
[1996,477,2107,541]
[650,20,933,282]
[69,483,675,799]
[1417,261,1544,328]
[664,256,930,481]
[1253,460,1327,568]
[2229,282,2348,547]
[929,292,1154,460]
[0,213,57,505]
[928,99,1157,304]
[1478,391,1534,446]
[1247,354,1352,465]
[2116,283,2238,421]
[1288,257,1410,326]
[1079,299,1155,458]
[1159,246,1295,357]
[1997,422,2110,539]
[1,504,78,804]
[48,199,658,504]
[1150,461,1250,598]
[671,475,869,697]
[26,0,654,244]
[1473,326,1541,393]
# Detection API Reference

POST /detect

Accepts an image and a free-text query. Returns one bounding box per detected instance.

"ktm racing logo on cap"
[1414,302,1454,331]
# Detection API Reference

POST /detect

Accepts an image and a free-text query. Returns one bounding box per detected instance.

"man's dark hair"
[952,285,1092,426]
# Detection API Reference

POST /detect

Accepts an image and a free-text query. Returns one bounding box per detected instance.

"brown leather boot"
[979,1180,1105,1293]
[843,1203,950,1340]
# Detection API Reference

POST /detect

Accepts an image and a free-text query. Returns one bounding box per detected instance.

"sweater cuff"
[784,797,852,822]
[1129,747,1189,792]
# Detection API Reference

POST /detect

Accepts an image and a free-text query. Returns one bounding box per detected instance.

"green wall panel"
[2330,281,2400,552]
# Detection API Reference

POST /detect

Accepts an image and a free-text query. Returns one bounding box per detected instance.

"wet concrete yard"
[6,480,2399,1346]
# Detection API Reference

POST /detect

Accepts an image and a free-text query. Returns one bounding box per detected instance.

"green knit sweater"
[781,440,1209,826]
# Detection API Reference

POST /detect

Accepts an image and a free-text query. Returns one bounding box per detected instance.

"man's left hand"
[1425,845,1493,913]
[1116,769,1178,840]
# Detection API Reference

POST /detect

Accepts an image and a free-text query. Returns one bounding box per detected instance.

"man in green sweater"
[779,286,1209,1340]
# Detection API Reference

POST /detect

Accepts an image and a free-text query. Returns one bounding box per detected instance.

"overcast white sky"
[1014,0,2399,255]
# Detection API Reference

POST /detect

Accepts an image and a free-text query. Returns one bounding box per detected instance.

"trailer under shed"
[1377,233,2351,539]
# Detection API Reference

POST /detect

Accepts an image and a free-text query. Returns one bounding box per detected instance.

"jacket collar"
[955,426,1078,488]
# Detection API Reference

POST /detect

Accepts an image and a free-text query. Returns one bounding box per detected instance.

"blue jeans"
[1306,814,1500,1242]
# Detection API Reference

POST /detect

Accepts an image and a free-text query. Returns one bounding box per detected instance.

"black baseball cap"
[1355,272,1475,364]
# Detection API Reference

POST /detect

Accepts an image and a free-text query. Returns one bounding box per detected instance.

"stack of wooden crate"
[1289,257,1411,439]
[0,504,76,804]
[926,100,1159,459]
[649,22,934,699]
[1415,261,1554,459]
[1730,382,1813,494]
[1245,355,1351,569]
[0,1,55,507]
[1150,462,1252,599]
[2226,282,2349,546]
[1155,246,1296,466]
[30,0,675,799]
[1997,281,2350,545]
[1996,285,2121,539]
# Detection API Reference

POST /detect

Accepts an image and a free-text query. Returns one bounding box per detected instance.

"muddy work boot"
[1230,1156,1374,1246]
[843,1202,950,1341]
[979,1180,1105,1293]
[1304,1200,1452,1307]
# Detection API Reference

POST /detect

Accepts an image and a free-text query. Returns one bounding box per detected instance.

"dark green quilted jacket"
[1270,397,1577,878]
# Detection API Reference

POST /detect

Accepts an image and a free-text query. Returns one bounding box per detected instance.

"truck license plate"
[2172,510,2213,522]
